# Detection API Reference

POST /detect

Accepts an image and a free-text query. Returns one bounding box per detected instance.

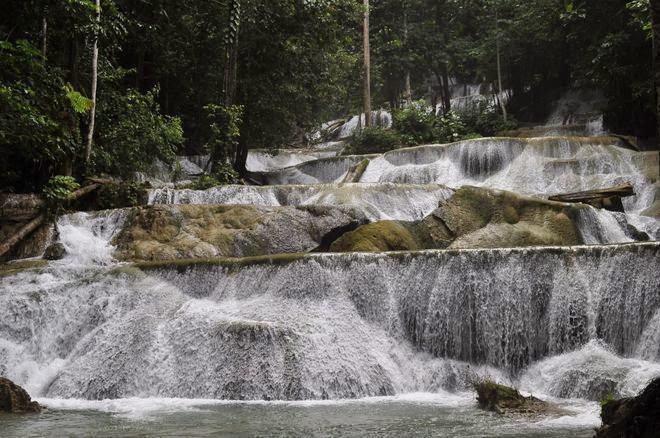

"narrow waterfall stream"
[1,134,658,437]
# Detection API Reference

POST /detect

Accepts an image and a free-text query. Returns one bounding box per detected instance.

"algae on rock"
[113,204,367,261]
[331,186,584,252]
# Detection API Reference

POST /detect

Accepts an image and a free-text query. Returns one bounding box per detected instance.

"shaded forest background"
[0,0,657,192]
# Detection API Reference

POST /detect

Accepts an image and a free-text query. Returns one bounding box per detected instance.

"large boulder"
[114,204,367,261]
[330,186,582,252]
[474,381,566,416]
[595,378,660,438]
[0,377,41,414]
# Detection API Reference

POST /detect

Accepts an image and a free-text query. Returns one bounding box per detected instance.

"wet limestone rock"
[475,381,564,416]
[330,221,421,252]
[113,204,366,261]
[43,242,66,260]
[0,377,41,413]
[437,186,581,248]
[595,378,660,438]
[330,186,582,252]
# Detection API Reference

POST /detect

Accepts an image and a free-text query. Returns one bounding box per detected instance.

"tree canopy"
[0,0,656,191]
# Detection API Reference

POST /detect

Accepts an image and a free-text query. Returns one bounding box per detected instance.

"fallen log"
[342,159,370,183]
[548,184,634,203]
[548,184,634,213]
[0,215,45,259]
[0,182,105,259]
[67,183,101,201]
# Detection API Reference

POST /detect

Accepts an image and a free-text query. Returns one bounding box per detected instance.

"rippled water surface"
[0,394,598,437]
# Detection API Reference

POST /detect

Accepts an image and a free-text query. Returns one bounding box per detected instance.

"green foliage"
[393,102,436,145]
[63,84,93,114]
[0,40,80,191]
[433,112,469,143]
[185,164,240,190]
[599,393,616,408]
[171,161,184,184]
[93,86,183,178]
[95,181,145,210]
[204,104,243,170]
[345,127,405,155]
[457,103,518,137]
[42,176,80,214]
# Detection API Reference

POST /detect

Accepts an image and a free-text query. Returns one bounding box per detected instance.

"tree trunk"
[441,65,451,114]
[495,9,507,121]
[41,16,47,58]
[223,0,245,175]
[403,4,412,106]
[84,0,101,166]
[652,0,660,137]
[363,0,372,127]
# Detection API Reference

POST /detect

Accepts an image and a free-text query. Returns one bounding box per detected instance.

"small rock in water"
[0,377,41,413]
[43,242,66,260]
[474,381,567,416]
[595,378,660,438]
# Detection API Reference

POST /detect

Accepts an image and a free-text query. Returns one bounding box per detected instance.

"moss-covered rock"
[475,381,566,416]
[114,204,366,261]
[330,221,421,252]
[595,378,660,438]
[329,186,582,252]
[0,378,41,414]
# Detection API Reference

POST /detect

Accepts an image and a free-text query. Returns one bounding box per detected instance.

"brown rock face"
[0,378,41,414]
[113,204,366,261]
[330,186,584,252]
[595,378,660,438]
[474,381,568,416]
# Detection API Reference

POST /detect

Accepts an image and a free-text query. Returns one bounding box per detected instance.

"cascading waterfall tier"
[148,183,455,222]
[259,136,658,216]
[1,242,657,401]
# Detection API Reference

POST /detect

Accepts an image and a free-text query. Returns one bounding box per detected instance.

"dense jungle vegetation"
[1,0,658,192]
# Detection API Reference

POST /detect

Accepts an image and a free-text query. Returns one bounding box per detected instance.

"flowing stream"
[1,133,659,437]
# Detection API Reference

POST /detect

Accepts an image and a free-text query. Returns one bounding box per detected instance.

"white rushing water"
[1,211,658,402]
[246,149,339,172]
[337,111,393,139]
[148,183,454,222]
[258,137,658,215]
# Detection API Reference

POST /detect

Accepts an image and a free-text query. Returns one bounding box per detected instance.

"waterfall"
[246,149,339,172]
[337,111,393,139]
[148,183,454,222]
[1,232,657,401]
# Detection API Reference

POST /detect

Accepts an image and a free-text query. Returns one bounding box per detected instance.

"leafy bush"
[95,182,146,210]
[345,127,405,155]
[183,163,240,190]
[433,112,469,143]
[393,101,436,145]
[93,86,183,178]
[42,176,80,214]
[0,40,81,191]
[203,103,243,172]
[458,103,518,137]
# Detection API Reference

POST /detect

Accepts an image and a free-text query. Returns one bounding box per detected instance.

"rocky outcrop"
[330,186,583,251]
[475,381,565,416]
[43,242,66,260]
[113,204,367,261]
[595,378,660,438]
[0,378,41,414]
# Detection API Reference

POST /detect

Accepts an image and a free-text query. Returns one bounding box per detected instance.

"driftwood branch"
[0,215,45,259]
[548,184,634,203]
[548,184,634,213]
[0,181,106,259]
[342,159,370,183]
[67,183,101,201]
